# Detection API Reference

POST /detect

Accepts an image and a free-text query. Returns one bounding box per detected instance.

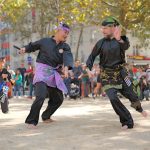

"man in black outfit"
[86,17,147,129]
[19,23,73,128]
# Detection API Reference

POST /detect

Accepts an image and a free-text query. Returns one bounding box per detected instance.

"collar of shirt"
[51,36,64,45]
[104,37,116,41]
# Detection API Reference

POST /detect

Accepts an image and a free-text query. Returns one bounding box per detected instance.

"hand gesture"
[64,66,69,78]
[113,26,122,41]
[64,70,69,78]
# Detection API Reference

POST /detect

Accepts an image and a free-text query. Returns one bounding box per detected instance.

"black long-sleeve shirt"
[24,37,73,69]
[86,36,130,70]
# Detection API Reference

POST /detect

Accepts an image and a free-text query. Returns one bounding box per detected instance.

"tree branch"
[128,3,146,13]
[130,15,145,24]
[101,0,117,8]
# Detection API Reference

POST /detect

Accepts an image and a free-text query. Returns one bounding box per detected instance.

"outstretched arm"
[18,39,42,54]
[86,39,103,70]
[63,44,74,78]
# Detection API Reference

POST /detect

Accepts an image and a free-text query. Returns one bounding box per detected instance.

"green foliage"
[0,0,29,23]
[0,0,149,41]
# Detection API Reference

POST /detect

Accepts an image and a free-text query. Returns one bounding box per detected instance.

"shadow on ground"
[0,98,150,150]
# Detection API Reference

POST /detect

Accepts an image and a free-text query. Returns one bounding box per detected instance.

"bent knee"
[131,101,143,112]
[56,96,64,106]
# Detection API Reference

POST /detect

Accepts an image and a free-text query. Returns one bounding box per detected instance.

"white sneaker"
[18,96,21,99]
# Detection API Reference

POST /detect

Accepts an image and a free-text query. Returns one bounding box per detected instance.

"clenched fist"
[18,47,26,54]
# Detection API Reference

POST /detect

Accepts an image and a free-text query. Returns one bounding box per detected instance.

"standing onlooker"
[27,67,35,99]
[14,69,22,98]
[146,64,150,86]
[79,64,89,98]
[6,65,15,98]
[73,60,82,79]
[73,60,82,97]
[89,64,98,98]
[0,68,12,113]
[139,76,149,101]
[18,64,26,96]
[0,57,6,71]
[145,64,150,100]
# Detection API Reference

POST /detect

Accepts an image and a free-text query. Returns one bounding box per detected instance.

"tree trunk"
[75,25,84,61]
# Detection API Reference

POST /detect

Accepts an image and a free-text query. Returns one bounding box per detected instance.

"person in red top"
[26,64,33,74]
[132,66,138,74]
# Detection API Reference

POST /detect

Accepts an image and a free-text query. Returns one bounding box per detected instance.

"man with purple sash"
[19,23,73,128]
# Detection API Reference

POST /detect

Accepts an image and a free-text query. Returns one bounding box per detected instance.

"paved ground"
[0,97,150,150]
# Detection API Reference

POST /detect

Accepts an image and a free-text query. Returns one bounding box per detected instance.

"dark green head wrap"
[101,16,120,26]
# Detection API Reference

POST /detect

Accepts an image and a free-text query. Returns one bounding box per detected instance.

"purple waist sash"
[33,63,68,94]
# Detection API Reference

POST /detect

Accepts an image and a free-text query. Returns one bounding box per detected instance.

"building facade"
[1,24,150,69]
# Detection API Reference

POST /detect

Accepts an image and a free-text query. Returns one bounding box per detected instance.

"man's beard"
[104,33,114,39]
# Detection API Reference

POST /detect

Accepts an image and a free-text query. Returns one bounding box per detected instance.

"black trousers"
[1,97,9,114]
[105,81,143,128]
[25,82,64,125]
